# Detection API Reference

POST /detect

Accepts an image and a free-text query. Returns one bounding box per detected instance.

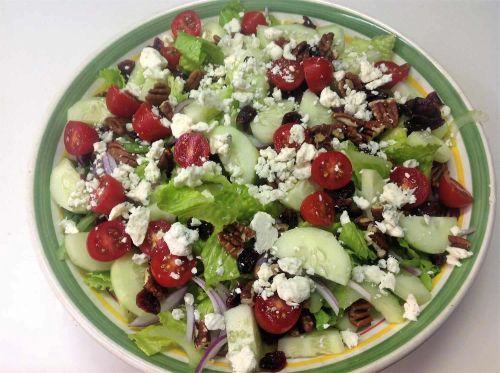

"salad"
[50,2,477,372]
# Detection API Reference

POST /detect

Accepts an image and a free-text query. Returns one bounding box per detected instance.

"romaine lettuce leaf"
[312,308,338,330]
[219,0,244,26]
[344,142,392,182]
[175,32,224,72]
[98,68,125,90]
[350,34,396,60]
[167,75,188,104]
[339,222,376,260]
[384,142,440,177]
[84,271,112,291]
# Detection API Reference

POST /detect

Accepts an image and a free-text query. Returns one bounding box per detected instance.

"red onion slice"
[313,280,340,315]
[173,98,194,115]
[194,334,228,373]
[129,313,159,327]
[102,153,113,174]
[215,283,230,303]
[193,277,227,314]
[185,302,195,342]
[347,280,373,302]
[161,286,188,311]
[403,266,422,277]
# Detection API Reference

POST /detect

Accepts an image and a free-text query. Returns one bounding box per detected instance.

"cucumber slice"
[147,203,176,222]
[407,131,451,163]
[50,158,87,213]
[394,273,431,305]
[400,215,457,254]
[361,282,404,324]
[344,147,392,179]
[432,122,449,139]
[250,101,295,145]
[332,285,362,309]
[308,291,323,313]
[111,253,149,316]
[380,127,407,143]
[209,126,259,184]
[225,304,262,357]
[278,330,345,358]
[65,232,112,272]
[275,24,320,44]
[201,21,226,42]
[182,101,220,123]
[359,169,384,204]
[335,313,357,332]
[274,228,352,285]
[67,98,111,126]
[299,90,332,126]
[316,24,345,55]
[280,179,319,211]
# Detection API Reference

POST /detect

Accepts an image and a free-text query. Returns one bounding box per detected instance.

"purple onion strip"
[129,313,159,327]
[194,334,228,373]
[313,280,340,315]
[193,277,227,314]
[173,98,194,115]
[347,280,373,302]
[403,267,422,277]
[185,303,195,342]
[160,286,188,312]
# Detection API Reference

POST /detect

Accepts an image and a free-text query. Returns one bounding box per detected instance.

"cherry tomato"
[438,172,473,208]
[174,132,210,168]
[140,220,171,256]
[301,191,335,226]
[132,103,171,142]
[160,46,181,70]
[105,85,141,118]
[273,124,311,152]
[171,10,201,38]
[374,61,411,89]
[87,221,131,261]
[267,58,305,91]
[254,295,302,334]
[390,166,431,208]
[311,151,353,190]
[241,11,268,35]
[90,175,126,215]
[63,121,99,156]
[303,57,333,94]
[150,249,197,287]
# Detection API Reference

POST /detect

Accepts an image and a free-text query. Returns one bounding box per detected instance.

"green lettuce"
[350,34,396,60]
[129,311,203,366]
[313,308,338,330]
[84,271,112,291]
[76,213,98,232]
[98,68,125,90]
[57,241,66,261]
[339,222,376,260]
[219,0,244,26]
[174,32,224,72]
[344,142,392,182]
[167,75,188,104]
[384,142,440,177]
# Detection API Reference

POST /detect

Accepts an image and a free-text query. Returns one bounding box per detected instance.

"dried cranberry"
[302,16,316,29]
[236,105,257,129]
[259,351,287,372]
[225,290,241,308]
[117,59,135,80]
[403,91,444,133]
[365,89,389,102]
[410,200,447,217]
[281,111,302,125]
[151,37,165,51]
[278,209,299,229]
[327,181,355,212]
[187,218,214,240]
[281,81,308,103]
[136,289,160,314]
[237,247,259,274]
[430,253,447,267]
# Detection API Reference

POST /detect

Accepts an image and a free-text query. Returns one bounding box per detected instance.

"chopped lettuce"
[76,213,98,232]
[129,311,203,366]
[195,292,215,318]
[84,271,112,291]
[98,68,125,90]
[57,241,67,261]
[174,32,224,72]
[344,142,392,184]
[312,308,339,330]
[268,14,281,26]
[339,222,376,261]
[194,233,240,285]
[385,142,440,177]
[350,34,396,60]
[219,0,244,26]
[167,75,188,104]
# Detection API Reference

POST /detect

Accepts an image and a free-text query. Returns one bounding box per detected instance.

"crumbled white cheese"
[184,293,194,306]
[402,159,419,168]
[224,18,241,34]
[108,202,133,220]
[173,161,222,187]
[163,222,199,256]
[446,246,473,267]
[126,179,152,205]
[247,184,286,205]
[112,163,140,191]
[171,308,185,320]
[365,74,392,90]
[343,88,372,121]
[265,41,284,60]
[393,91,408,104]
[359,58,383,83]
[333,70,346,81]
[277,257,303,275]
[264,27,284,40]
[68,180,90,212]
[282,39,297,60]
[139,47,169,80]
[386,256,400,274]
[449,225,464,236]
[341,330,359,349]
[257,263,275,282]
[170,113,212,138]
[250,212,278,254]
[146,140,165,160]
[379,183,416,209]
[273,273,314,305]
[125,206,150,246]
[227,345,257,373]
[190,218,202,227]
[144,161,161,184]
[379,272,396,293]
[59,218,79,234]
[209,133,232,156]
[403,294,420,321]
[131,253,149,265]
[204,313,226,330]
[319,87,343,108]
[353,195,370,210]
[340,210,350,226]
[289,124,306,144]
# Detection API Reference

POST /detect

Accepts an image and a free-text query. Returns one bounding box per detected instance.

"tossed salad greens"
[50,2,475,372]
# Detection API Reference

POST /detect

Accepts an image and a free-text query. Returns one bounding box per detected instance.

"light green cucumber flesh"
[332,285,363,310]
[201,21,226,42]
[394,273,431,305]
[50,159,87,213]
[224,304,262,357]
[360,169,384,204]
[250,101,295,145]
[67,98,111,125]
[400,215,457,254]
[182,101,220,123]
[407,131,451,163]
[300,90,332,126]
[278,330,345,358]
[361,282,404,324]
[335,313,357,332]
[280,179,319,211]
[65,232,112,272]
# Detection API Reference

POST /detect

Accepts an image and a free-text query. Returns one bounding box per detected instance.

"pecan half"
[275,37,290,48]
[240,281,255,306]
[354,216,373,229]
[194,321,210,350]
[367,225,389,258]
[371,205,384,222]
[309,123,345,150]
[159,101,174,121]
[157,147,175,176]
[136,288,161,314]
[184,69,204,92]
[431,162,448,189]
[107,141,138,167]
[369,99,399,128]
[301,313,315,333]
[337,72,364,97]
[103,116,128,136]
[318,32,334,59]
[333,113,386,144]
[218,223,256,258]
[291,41,311,60]
[302,16,316,29]
[448,235,471,250]
[145,82,171,107]
[348,299,373,328]
[213,35,221,44]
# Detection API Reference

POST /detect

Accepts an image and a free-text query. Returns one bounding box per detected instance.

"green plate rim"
[31,0,495,372]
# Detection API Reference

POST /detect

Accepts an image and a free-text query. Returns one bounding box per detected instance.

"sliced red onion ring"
[194,334,228,373]
[255,254,267,268]
[347,280,372,302]
[403,266,422,277]
[313,280,340,315]
[215,283,230,302]
[129,313,159,327]
[160,286,188,311]
[186,302,195,342]
[173,98,194,115]
[193,277,227,314]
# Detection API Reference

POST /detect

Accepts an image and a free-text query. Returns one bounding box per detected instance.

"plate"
[32,0,495,372]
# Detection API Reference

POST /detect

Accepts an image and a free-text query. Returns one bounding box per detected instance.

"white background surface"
[0,0,498,372]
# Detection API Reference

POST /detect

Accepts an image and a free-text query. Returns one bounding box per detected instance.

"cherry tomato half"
[150,250,197,287]
[374,61,411,89]
[300,191,335,226]
[174,132,210,168]
[267,58,305,92]
[303,57,333,94]
[160,46,181,70]
[105,85,141,119]
[311,151,353,190]
[90,175,126,215]
[140,220,171,256]
[273,124,311,152]
[87,220,131,261]
[171,10,202,38]
[132,103,171,142]
[438,172,473,208]
[63,121,99,156]
[390,166,431,208]
[241,11,268,35]
[254,295,302,334]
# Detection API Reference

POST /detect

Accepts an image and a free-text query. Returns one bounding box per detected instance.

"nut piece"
[218,223,256,258]
[103,116,128,136]
[309,123,345,150]
[301,313,315,333]
[194,321,210,350]
[184,69,204,92]
[302,16,316,29]
[354,216,373,229]
[159,101,174,121]
[371,205,384,222]
[431,162,448,189]
[333,113,386,145]
[318,32,334,59]
[367,225,389,258]
[291,41,311,60]
[369,99,399,128]
[107,141,138,167]
[348,299,373,328]
[144,271,167,299]
[240,281,255,306]
[145,82,171,107]
[448,235,471,250]
[157,147,175,176]
[337,72,364,97]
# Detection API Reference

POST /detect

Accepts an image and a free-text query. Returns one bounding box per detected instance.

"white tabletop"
[1,0,498,372]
